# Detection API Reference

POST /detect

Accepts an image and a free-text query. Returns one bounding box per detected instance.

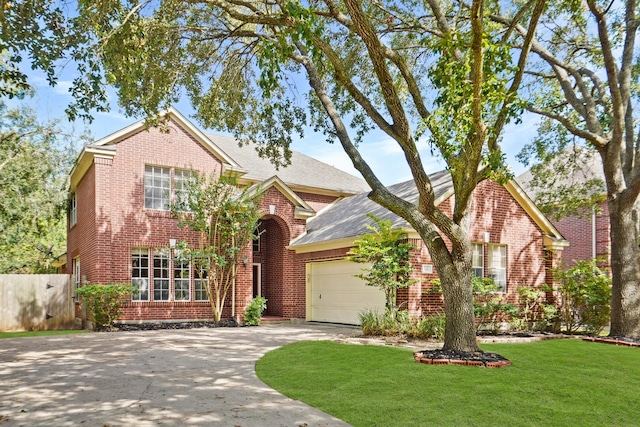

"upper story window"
[174,168,194,210]
[144,165,170,210]
[69,193,77,227]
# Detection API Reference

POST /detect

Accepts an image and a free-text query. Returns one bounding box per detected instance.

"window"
[174,251,191,301]
[153,249,170,301]
[70,193,77,227]
[472,243,484,278]
[487,244,507,292]
[174,169,194,210]
[253,236,260,252]
[72,257,80,302]
[132,248,149,301]
[194,263,209,301]
[144,165,170,210]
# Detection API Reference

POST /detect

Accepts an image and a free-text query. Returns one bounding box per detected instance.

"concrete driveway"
[0,323,358,426]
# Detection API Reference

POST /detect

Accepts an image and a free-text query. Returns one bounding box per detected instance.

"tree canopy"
[0,103,78,273]
[503,0,640,338]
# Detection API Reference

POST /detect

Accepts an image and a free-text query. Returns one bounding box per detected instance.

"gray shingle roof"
[516,147,605,198]
[207,133,370,195]
[290,170,453,246]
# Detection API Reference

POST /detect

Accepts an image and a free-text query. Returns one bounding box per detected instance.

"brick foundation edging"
[412,352,512,368]
[582,336,640,348]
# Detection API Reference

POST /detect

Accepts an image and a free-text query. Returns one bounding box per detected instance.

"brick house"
[67,108,567,324]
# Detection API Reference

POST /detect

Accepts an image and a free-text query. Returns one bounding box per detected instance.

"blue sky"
[14,68,538,186]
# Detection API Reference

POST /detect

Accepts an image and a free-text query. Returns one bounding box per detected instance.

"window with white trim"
[174,251,191,301]
[487,244,507,292]
[194,262,209,301]
[153,249,170,301]
[132,248,149,301]
[144,165,170,210]
[472,243,484,278]
[174,169,194,211]
[70,193,77,227]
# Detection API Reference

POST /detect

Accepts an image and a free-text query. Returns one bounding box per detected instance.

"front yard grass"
[256,339,640,427]
[0,330,87,339]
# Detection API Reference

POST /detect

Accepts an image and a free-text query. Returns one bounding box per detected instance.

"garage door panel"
[308,260,386,325]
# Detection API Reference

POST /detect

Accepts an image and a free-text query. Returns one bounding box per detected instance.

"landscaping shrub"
[243,296,267,326]
[511,286,557,332]
[472,277,518,334]
[552,259,612,335]
[76,283,133,330]
[359,308,446,340]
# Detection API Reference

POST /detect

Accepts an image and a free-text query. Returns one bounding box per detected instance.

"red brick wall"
[552,201,610,267]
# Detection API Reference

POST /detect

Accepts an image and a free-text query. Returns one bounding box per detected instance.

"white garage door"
[306,260,386,325]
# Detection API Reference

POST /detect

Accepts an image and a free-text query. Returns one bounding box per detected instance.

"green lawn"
[256,339,640,427]
[0,329,87,339]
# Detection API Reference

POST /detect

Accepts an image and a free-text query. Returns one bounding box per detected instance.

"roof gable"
[246,176,316,220]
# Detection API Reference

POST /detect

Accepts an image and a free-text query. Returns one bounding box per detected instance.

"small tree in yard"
[348,214,416,314]
[172,173,262,323]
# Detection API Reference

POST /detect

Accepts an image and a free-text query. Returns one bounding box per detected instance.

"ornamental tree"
[171,173,262,323]
[347,214,416,312]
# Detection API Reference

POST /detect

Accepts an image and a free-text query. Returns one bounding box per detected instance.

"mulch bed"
[413,348,512,368]
[97,319,240,332]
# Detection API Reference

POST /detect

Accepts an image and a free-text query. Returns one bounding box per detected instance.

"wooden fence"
[0,274,75,331]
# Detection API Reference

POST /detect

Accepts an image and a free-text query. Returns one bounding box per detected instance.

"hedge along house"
[67,108,568,324]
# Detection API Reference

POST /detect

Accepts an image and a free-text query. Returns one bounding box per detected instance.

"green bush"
[243,296,267,326]
[553,259,611,335]
[472,277,518,334]
[76,283,133,330]
[359,308,446,341]
[511,286,557,332]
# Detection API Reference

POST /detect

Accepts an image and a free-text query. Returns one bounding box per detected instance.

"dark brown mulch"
[418,349,509,362]
[582,335,640,347]
[96,319,240,332]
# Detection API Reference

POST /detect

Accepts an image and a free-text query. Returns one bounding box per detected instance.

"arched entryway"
[252,216,289,317]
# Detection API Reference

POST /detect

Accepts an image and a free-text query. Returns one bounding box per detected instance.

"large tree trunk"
[427,235,479,352]
[608,198,640,339]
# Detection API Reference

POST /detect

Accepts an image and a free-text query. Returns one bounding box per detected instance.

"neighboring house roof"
[516,146,605,199]
[289,170,567,253]
[209,133,370,196]
[69,107,369,196]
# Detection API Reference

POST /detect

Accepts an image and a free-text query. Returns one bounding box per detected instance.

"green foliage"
[243,296,267,326]
[358,308,445,341]
[0,103,79,273]
[76,283,133,330]
[552,259,612,335]
[511,286,557,332]
[171,173,262,322]
[472,277,518,335]
[348,214,416,310]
